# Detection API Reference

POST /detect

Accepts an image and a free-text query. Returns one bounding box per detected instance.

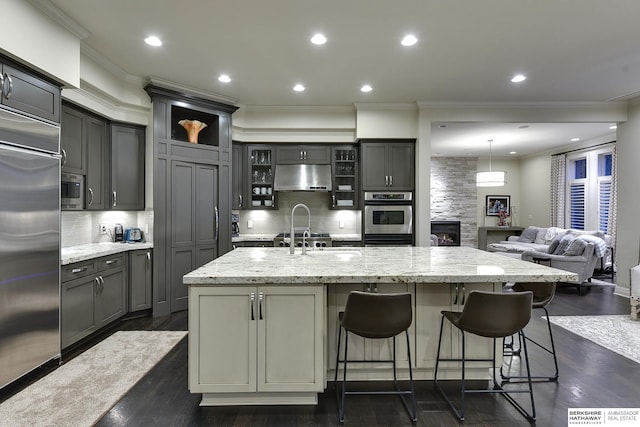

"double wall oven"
[364,191,413,246]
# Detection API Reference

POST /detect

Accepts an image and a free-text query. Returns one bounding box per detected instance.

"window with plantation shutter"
[566,147,613,233]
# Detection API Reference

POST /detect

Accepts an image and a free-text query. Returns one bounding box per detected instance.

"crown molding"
[27,0,90,39]
[147,76,238,106]
[239,104,355,114]
[417,101,627,109]
[354,102,418,111]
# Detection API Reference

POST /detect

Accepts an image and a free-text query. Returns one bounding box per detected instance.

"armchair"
[521,242,597,295]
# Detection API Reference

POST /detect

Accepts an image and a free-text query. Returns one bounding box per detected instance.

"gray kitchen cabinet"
[0,61,60,123]
[146,84,237,316]
[248,145,276,209]
[276,145,330,164]
[111,123,145,210]
[60,104,87,175]
[86,115,109,210]
[129,249,153,312]
[61,254,127,349]
[360,140,415,191]
[331,145,358,209]
[170,161,219,312]
[232,142,246,209]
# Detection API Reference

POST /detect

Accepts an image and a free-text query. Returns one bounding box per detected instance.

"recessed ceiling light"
[610,124,617,130]
[360,84,373,93]
[511,74,526,83]
[310,33,327,45]
[401,34,418,47]
[510,151,517,155]
[571,138,580,142]
[144,35,162,47]
[218,74,231,83]
[438,124,447,128]
[293,84,305,92]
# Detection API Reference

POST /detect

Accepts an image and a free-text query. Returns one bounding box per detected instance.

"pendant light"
[476,139,505,187]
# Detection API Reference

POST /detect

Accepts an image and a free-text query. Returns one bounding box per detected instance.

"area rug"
[0,330,187,427]
[548,315,640,364]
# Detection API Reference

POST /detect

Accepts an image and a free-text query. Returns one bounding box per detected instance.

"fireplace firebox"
[431,221,461,246]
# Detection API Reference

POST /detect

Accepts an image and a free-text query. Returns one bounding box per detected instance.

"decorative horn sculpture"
[178,119,208,144]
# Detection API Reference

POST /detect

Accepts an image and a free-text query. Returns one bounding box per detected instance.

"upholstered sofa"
[486,226,611,261]
[487,226,611,292]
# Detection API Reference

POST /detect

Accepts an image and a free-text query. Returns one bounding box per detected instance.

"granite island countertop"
[183,246,578,285]
[61,242,153,265]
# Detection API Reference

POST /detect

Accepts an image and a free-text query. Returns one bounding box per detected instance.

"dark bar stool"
[335,291,417,423]
[434,290,536,422]
[502,282,559,382]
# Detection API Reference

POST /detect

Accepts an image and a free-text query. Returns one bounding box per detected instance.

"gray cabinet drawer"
[61,260,98,282]
[99,254,125,271]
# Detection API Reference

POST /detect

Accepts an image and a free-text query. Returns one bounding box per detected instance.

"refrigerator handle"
[61,148,67,167]
[214,205,219,241]
[0,73,4,98]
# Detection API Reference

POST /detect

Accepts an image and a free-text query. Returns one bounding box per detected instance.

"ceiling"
[44,0,637,156]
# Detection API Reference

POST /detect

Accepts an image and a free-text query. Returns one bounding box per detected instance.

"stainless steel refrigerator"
[0,108,61,388]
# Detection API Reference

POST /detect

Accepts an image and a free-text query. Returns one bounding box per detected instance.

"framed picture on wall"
[486,195,510,216]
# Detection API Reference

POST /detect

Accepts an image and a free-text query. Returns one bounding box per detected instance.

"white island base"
[185,247,577,406]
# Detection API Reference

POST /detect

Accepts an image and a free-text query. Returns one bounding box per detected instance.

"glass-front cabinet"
[331,145,358,209]
[248,145,276,209]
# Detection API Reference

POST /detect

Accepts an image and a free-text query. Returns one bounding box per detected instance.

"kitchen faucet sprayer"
[290,203,311,255]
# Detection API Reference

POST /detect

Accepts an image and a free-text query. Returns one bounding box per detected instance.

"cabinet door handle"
[61,148,67,167]
[258,291,264,320]
[332,194,336,208]
[239,194,243,208]
[105,259,116,265]
[146,251,151,263]
[385,175,389,186]
[250,292,256,320]
[389,175,393,186]
[88,188,94,207]
[461,285,466,305]
[112,191,117,207]
[95,276,101,293]
[214,205,219,241]
[4,74,13,99]
[71,267,87,274]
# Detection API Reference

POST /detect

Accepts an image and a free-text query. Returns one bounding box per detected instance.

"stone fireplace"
[431,221,461,246]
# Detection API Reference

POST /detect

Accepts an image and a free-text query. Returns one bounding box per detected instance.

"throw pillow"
[563,238,588,256]
[553,234,576,255]
[547,231,567,253]
[517,226,539,243]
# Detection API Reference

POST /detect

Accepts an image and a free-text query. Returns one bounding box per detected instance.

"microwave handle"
[87,187,94,207]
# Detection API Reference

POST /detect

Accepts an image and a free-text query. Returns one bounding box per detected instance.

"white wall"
[615,98,640,295]
[518,155,552,227]
[475,158,522,227]
[2,0,80,86]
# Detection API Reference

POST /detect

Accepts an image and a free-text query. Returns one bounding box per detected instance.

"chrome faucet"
[290,203,311,255]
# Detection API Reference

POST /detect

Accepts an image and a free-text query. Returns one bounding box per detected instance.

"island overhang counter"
[184,246,577,406]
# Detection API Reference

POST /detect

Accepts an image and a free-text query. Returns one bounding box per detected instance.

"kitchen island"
[184,246,577,406]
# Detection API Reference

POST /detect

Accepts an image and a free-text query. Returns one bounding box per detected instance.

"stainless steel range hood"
[273,164,332,191]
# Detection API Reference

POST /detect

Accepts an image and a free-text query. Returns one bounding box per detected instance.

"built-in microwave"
[61,173,84,210]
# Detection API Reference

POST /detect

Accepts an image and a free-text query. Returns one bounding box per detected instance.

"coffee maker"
[231,213,240,237]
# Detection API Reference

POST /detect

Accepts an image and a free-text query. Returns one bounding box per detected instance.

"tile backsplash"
[236,192,361,235]
[61,209,154,247]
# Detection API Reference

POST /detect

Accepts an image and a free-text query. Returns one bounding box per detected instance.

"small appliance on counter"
[124,227,144,242]
[231,213,240,237]
[114,224,124,242]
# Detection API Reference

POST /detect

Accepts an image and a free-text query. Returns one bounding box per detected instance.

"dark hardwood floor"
[4,277,636,426]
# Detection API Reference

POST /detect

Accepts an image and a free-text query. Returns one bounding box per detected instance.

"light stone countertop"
[183,246,578,285]
[231,233,362,242]
[61,242,153,265]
